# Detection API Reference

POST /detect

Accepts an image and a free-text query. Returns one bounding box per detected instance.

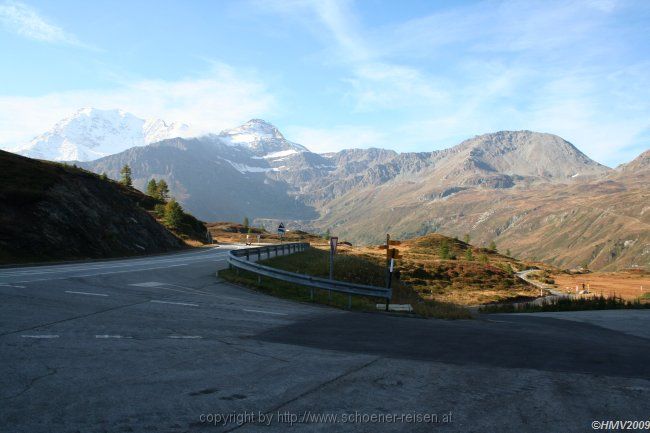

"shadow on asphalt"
[253,313,650,379]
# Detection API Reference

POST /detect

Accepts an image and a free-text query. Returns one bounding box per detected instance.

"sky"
[0,0,648,166]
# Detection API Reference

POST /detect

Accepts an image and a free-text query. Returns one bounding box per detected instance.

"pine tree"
[324,228,331,240]
[243,217,249,229]
[156,180,169,201]
[146,179,158,197]
[465,248,474,261]
[439,240,450,259]
[506,248,511,257]
[463,233,470,244]
[479,254,489,264]
[100,172,108,181]
[488,240,497,252]
[164,199,183,229]
[119,165,132,187]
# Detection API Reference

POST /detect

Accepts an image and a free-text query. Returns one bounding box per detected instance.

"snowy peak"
[12,108,191,162]
[143,118,191,144]
[218,119,307,156]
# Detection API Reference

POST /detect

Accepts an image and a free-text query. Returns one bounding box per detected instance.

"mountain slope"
[314,148,648,271]
[0,150,187,264]
[82,137,319,222]
[9,108,190,162]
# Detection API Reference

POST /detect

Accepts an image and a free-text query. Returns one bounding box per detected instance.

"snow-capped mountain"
[216,119,307,157]
[11,108,191,162]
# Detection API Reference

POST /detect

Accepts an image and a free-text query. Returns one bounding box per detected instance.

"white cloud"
[0,1,88,47]
[286,124,384,153]
[0,63,276,148]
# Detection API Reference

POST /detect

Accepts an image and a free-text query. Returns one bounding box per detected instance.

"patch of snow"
[226,160,279,174]
[263,149,299,159]
[571,173,580,178]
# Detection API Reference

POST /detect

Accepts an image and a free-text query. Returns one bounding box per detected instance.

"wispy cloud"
[0,63,276,148]
[0,0,88,47]
[286,124,384,153]
[258,0,650,165]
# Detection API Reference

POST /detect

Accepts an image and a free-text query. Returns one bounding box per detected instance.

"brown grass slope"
[315,149,649,271]
[0,150,191,264]
[307,233,540,306]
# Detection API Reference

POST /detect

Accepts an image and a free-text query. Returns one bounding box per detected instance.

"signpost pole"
[329,236,338,301]
[386,234,391,311]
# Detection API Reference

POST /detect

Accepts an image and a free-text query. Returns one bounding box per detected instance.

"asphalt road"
[1,246,649,433]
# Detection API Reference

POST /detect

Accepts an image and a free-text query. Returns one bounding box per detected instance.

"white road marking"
[130,282,166,287]
[65,290,109,297]
[150,300,198,307]
[168,335,202,339]
[95,335,133,339]
[243,309,288,316]
[130,281,207,294]
[0,283,26,288]
[21,335,59,339]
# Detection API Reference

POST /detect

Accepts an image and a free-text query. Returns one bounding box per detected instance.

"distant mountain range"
[5,108,648,270]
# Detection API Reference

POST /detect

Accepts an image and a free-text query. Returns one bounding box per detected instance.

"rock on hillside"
[0,150,185,264]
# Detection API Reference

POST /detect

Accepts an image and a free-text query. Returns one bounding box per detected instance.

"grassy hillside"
[315,233,540,306]
[221,232,543,318]
[0,151,207,264]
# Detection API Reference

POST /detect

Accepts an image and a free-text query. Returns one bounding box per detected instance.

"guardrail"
[227,243,391,308]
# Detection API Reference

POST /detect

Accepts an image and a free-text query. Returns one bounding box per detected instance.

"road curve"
[1,248,649,432]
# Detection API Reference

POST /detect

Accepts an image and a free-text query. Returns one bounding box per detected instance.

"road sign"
[277,223,285,236]
[330,237,338,254]
[389,248,402,259]
[388,240,401,246]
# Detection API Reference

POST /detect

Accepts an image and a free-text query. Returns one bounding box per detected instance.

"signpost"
[277,222,285,243]
[329,236,338,301]
[384,234,402,311]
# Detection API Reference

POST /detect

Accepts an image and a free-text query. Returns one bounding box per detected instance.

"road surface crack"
[0,300,150,337]
[1,365,57,401]
[221,356,381,432]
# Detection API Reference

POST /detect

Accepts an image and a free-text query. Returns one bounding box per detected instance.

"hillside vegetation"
[222,232,542,318]
[0,151,206,264]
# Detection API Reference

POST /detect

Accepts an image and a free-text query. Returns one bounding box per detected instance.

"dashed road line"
[21,335,59,339]
[95,335,132,339]
[65,290,109,297]
[169,335,202,339]
[243,309,288,316]
[150,300,199,307]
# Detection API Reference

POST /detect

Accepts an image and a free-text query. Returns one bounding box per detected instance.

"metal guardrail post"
[246,250,249,261]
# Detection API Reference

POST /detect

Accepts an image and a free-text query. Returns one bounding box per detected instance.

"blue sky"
[0,0,648,166]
